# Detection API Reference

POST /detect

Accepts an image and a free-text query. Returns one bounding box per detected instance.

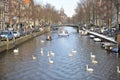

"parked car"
[0,31,14,41]
[13,31,21,38]
[19,30,26,36]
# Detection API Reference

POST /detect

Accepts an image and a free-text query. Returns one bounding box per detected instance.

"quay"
[0,26,50,53]
[86,30,117,44]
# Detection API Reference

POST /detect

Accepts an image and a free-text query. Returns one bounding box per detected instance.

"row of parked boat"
[80,29,118,53]
[79,29,118,53]
[88,34,118,53]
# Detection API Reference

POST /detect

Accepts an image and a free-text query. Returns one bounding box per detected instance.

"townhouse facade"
[0,0,31,30]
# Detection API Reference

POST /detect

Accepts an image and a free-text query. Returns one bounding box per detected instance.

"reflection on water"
[0,27,120,80]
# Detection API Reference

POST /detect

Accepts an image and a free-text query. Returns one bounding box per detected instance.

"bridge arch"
[50,24,80,32]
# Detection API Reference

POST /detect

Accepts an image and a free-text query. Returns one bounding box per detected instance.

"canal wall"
[0,26,50,53]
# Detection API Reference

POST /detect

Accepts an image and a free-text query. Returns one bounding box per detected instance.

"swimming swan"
[50,51,55,57]
[68,53,73,57]
[86,64,94,72]
[48,57,54,64]
[72,49,77,54]
[40,48,44,55]
[41,40,45,43]
[92,59,98,64]
[117,66,120,73]
[32,55,36,60]
[47,52,50,57]
[90,52,96,58]
[13,48,19,53]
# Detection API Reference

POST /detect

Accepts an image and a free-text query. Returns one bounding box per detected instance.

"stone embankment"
[0,26,50,53]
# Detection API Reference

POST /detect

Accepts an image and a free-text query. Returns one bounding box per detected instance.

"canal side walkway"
[85,30,117,44]
[0,27,50,53]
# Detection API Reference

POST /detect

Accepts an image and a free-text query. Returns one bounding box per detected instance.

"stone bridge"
[50,24,80,32]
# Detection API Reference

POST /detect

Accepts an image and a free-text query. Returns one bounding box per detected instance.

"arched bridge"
[51,24,79,27]
[50,24,80,32]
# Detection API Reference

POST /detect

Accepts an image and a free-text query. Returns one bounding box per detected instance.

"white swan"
[48,57,54,64]
[72,49,77,54]
[32,55,36,60]
[92,59,98,64]
[68,53,73,57]
[41,40,45,43]
[117,66,120,73]
[40,48,44,55]
[50,51,55,57]
[13,48,19,53]
[90,52,96,58]
[86,64,94,72]
[47,51,50,57]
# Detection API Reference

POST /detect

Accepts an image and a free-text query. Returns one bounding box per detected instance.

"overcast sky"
[34,0,80,17]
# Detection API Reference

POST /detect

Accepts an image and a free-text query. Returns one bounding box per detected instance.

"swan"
[47,51,50,57]
[13,48,19,53]
[48,57,54,64]
[32,55,36,60]
[86,64,94,72]
[117,66,120,73]
[47,53,50,57]
[90,52,96,58]
[92,59,98,64]
[41,40,45,43]
[40,48,44,55]
[68,53,73,57]
[50,51,55,56]
[72,49,77,54]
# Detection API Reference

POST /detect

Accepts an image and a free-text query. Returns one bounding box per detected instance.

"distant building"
[93,0,120,27]
[0,0,31,30]
[0,0,9,30]
[9,0,26,24]
[59,7,68,24]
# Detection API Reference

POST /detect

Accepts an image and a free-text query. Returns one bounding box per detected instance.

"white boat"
[89,35,95,38]
[93,38,101,42]
[58,30,69,37]
[101,42,115,50]
[81,31,88,36]
[101,42,113,47]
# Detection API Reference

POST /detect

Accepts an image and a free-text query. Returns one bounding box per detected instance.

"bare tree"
[73,0,120,29]
[112,0,120,29]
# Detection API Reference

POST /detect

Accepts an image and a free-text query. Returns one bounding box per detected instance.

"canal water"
[0,26,120,80]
